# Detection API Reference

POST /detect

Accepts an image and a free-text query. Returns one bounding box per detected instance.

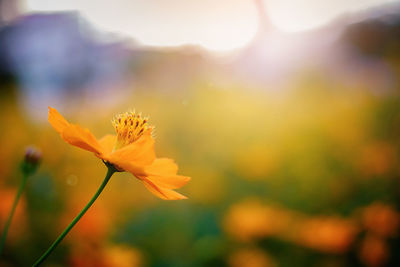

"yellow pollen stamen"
[112,111,152,150]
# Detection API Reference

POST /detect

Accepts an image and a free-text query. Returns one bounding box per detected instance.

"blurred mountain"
[233,0,400,87]
[0,12,132,92]
[0,11,216,113]
[341,15,400,59]
[335,3,400,94]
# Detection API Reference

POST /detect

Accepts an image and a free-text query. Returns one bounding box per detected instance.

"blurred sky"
[20,0,396,52]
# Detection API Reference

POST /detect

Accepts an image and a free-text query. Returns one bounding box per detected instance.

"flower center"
[112,111,152,150]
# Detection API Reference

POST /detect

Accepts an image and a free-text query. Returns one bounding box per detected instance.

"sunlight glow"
[21,0,394,50]
[21,0,258,52]
[266,0,395,32]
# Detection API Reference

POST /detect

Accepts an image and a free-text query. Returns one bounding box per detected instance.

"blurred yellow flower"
[358,234,388,267]
[69,243,144,267]
[223,200,291,242]
[361,202,399,238]
[103,245,144,267]
[228,248,276,267]
[48,107,190,200]
[224,199,360,254]
[295,217,358,253]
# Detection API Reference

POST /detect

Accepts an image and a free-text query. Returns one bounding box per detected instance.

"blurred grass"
[0,64,400,266]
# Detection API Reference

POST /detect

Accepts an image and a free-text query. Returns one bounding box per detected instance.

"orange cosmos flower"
[48,107,190,200]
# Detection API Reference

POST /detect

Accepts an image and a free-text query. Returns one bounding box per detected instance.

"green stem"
[32,166,116,267]
[0,174,28,255]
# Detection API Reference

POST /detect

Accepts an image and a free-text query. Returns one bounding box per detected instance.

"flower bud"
[21,146,42,175]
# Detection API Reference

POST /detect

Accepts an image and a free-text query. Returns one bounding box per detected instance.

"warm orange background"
[1,1,400,266]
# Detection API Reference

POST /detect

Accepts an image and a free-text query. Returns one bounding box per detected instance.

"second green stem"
[33,166,116,266]
[0,174,28,255]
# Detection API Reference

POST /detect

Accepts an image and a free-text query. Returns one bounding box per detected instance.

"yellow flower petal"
[109,131,155,166]
[98,135,117,155]
[141,178,188,200]
[48,106,70,134]
[144,158,191,189]
[49,107,104,155]
[145,158,178,174]
[61,124,104,155]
